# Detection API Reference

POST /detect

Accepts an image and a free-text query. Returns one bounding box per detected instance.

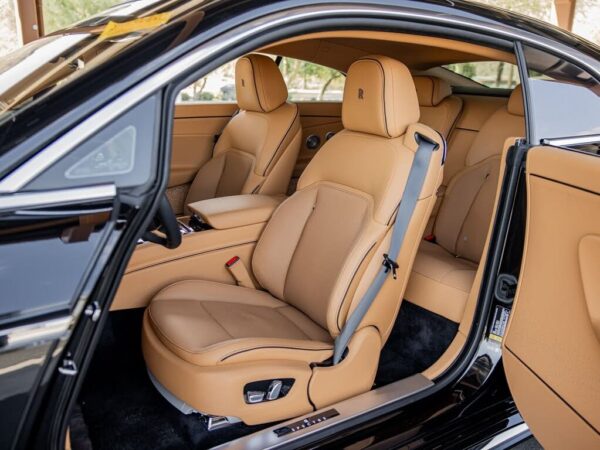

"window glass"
[177,59,238,103]
[42,0,121,34]
[177,57,345,104]
[523,45,600,142]
[280,57,344,102]
[444,61,520,88]
[26,95,159,190]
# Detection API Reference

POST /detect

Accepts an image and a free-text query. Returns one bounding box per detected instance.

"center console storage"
[112,194,285,311]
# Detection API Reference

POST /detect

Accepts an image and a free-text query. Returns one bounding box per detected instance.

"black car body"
[0,1,598,449]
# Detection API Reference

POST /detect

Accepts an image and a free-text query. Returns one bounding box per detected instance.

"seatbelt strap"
[332,133,439,364]
[225,256,257,289]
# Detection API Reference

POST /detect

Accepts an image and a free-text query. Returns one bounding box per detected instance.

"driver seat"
[142,55,445,425]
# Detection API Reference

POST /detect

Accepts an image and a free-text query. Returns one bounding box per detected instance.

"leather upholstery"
[188,194,284,230]
[413,76,463,139]
[405,85,525,320]
[143,55,444,424]
[342,56,420,138]
[184,54,301,207]
[413,76,452,107]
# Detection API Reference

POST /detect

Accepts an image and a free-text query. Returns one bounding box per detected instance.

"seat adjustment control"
[246,391,265,404]
[266,380,283,401]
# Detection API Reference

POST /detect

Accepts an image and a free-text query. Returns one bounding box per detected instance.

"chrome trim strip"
[216,374,433,450]
[0,5,597,193]
[542,134,600,147]
[0,316,72,353]
[0,184,116,213]
[481,423,531,450]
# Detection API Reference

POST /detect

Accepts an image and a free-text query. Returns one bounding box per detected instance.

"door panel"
[291,102,342,190]
[503,145,600,449]
[0,187,117,449]
[170,103,237,212]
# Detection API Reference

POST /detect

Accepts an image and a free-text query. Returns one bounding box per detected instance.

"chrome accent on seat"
[216,374,433,449]
[147,370,197,415]
[206,415,242,431]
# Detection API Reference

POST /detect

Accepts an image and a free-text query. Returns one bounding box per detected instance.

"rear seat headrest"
[413,76,453,107]
[342,55,420,138]
[235,54,288,113]
[507,84,525,116]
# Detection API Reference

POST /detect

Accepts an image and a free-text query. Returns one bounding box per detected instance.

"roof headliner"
[261,30,516,72]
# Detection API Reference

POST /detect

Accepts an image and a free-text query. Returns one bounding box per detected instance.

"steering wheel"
[142,195,182,249]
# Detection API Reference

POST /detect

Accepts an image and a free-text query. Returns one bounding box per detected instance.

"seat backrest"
[413,76,463,138]
[252,56,445,339]
[433,85,525,262]
[185,54,302,206]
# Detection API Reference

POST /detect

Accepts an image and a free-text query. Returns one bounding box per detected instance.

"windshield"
[0,0,204,118]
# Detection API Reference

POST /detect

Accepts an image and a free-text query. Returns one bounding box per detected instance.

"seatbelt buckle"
[424,234,436,242]
[382,253,399,280]
[225,256,257,289]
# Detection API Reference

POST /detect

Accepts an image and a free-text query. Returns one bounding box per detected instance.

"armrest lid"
[188,194,285,230]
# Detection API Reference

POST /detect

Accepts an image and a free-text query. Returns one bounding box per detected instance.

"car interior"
[67,30,526,450]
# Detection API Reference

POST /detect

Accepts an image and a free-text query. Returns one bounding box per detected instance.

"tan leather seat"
[184,54,302,208]
[413,76,462,139]
[143,55,445,425]
[405,85,525,322]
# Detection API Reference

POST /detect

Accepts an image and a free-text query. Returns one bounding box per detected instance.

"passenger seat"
[184,54,302,208]
[413,76,462,139]
[404,85,525,322]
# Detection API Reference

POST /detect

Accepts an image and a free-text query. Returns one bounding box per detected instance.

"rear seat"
[413,76,462,138]
[404,85,525,322]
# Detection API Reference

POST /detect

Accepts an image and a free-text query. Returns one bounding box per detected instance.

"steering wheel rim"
[142,195,182,249]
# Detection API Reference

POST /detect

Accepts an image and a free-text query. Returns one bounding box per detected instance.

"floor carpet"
[76,309,265,450]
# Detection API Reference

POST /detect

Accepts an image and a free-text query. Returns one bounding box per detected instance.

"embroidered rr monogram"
[358,88,364,99]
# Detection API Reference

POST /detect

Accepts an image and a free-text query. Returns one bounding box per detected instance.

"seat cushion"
[147,280,333,366]
[404,240,477,322]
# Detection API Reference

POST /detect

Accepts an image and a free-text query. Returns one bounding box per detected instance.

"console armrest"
[188,194,285,230]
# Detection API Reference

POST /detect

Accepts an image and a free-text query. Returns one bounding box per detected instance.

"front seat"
[143,55,445,425]
[184,54,302,208]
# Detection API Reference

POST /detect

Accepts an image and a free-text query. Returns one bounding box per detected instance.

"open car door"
[503,144,600,449]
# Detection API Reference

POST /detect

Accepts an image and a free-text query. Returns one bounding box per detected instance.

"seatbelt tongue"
[382,254,399,279]
[225,256,257,289]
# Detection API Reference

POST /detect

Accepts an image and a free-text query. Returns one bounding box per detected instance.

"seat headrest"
[507,84,525,116]
[413,76,453,106]
[235,54,288,113]
[342,55,420,138]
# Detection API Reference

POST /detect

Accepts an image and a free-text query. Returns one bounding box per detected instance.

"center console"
[112,194,285,311]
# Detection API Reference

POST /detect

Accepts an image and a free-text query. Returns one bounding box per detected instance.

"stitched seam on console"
[220,345,333,362]
[127,241,257,274]
[262,105,300,176]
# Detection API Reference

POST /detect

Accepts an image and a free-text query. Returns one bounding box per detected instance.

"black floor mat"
[75,309,264,450]
[375,301,458,387]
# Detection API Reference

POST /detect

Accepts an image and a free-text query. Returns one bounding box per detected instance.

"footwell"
[74,309,265,450]
[375,301,458,387]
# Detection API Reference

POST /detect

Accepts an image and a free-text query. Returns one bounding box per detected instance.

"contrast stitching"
[262,104,300,176]
[220,345,333,362]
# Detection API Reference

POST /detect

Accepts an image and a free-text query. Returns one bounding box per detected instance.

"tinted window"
[444,61,520,88]
[25,96,159,190]
[280,57,344,102]
[523,45,600,141]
